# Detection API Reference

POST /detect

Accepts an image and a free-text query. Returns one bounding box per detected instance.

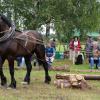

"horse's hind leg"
[35,45,51,84]
[8,56,16,88]
[24,56,32,84]
[0,56,7,86]
[42,60,51,84]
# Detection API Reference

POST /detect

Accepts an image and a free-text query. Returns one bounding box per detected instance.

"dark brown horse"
[0,15,51,88]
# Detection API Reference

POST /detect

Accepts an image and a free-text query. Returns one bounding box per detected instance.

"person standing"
[69,38,74,60]
[85,37,93,58]
[16,57,22,67]
[45,43,55,69]
[72,37,81,64]
[49,38,56,50]
[89,37,100,69]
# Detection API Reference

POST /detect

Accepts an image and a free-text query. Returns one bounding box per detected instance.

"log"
[56,74,100,80]
[84,75,100,80]
[50,65,70,71]
[56,74,70,80]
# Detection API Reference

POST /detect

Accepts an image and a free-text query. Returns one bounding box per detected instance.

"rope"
[14,32,45,45]
[15,37,44,45]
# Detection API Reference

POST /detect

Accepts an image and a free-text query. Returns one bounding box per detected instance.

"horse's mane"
[0,14,12,27]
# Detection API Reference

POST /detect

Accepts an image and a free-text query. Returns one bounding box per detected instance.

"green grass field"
[0,59,100,100]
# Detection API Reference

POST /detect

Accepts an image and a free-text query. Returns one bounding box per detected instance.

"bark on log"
[50,65,70,71]
[84,75,100,80]
[56,74,70,80]
[56,74,100,80]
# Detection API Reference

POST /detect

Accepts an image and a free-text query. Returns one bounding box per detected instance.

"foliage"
[0,0,100,41]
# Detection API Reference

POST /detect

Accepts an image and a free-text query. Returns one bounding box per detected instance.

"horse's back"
[16,30,43,41]
[23,30,43,40]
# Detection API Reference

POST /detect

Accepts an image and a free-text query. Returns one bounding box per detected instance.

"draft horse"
[0,15,51,88]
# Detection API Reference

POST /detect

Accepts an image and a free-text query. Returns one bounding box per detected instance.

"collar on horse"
[0,22,15,42]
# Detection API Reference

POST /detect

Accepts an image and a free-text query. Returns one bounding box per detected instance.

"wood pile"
[54,73,91,89]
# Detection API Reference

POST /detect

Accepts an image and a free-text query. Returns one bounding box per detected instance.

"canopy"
[87,32,100,37]
[73,29,80,36]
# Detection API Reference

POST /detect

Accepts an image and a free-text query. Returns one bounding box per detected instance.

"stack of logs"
[54,73,91,89]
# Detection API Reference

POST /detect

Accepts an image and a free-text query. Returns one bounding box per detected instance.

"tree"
[0,0,100,41]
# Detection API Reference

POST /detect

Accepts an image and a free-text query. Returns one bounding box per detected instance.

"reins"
[15,36,44,45]
[14,32,45,45]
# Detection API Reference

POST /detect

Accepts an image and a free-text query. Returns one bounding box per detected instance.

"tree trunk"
[46,23,50,37]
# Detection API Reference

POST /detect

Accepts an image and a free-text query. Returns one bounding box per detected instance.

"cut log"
[56,73,70,80]
[84,75,100,80]
[50,65,70,71]
[56,74,100,80]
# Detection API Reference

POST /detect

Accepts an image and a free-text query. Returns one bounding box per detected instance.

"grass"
[0,59,100,100]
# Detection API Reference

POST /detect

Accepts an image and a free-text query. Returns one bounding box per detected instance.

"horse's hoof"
[21,81,29,85]
[45,80,50,84]
[45,76,51,84]
[1,83,7,88]
[8,83,16,89]
[7,87,14,90]
[1,77,7,86]
[0,84,7,89]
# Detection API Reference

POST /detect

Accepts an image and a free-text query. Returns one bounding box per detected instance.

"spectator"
[85,37,93,58]
[97,36,100,69]
[45,43,55,69]
[49,38,56,50]
[69,38,74,60]
[89,39,100,69]
[72,36,81,64]
[89,53,99,69]
[16,57,22,67]
[16,57,25,68]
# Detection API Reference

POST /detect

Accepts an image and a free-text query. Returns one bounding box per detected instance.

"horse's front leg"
[8,57,16,88]
[0,56,7,87]
[23,56,32,84]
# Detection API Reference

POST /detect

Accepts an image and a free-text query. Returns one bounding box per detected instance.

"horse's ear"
[0,16,3,23]
[0,16,1,21]
[0,16,1,19]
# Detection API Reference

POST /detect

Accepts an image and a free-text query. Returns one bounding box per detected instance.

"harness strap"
[15,39,31,54]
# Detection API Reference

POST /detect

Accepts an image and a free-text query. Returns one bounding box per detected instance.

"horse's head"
[0,15,10,32]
